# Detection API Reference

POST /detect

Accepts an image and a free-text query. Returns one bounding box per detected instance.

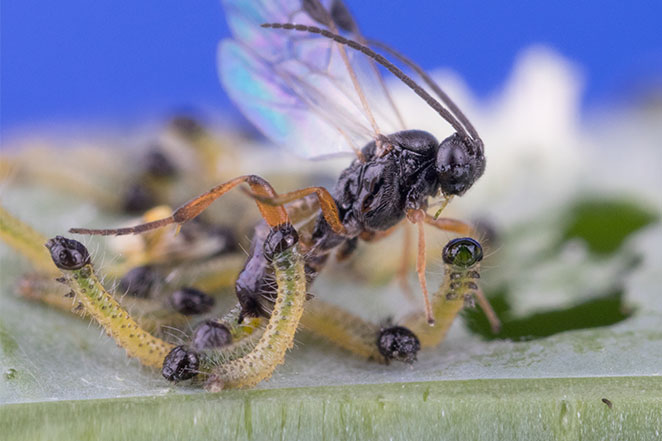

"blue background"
[2,1,661,139]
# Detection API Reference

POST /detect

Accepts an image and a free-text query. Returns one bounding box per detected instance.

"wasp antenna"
[69,216,176,236]
[261,23,469,138]
[368,39,481,142]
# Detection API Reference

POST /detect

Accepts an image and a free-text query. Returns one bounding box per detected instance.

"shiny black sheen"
[45,236,91,270]
[235,130,484,321]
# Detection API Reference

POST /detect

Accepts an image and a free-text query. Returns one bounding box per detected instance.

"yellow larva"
[404,237,488,348]
[204,243,307,390]
[45,236,175,368]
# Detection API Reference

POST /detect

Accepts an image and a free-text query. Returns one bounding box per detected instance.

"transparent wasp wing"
[219,0,406,158]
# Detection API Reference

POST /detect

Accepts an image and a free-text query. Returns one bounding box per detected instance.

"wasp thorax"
[45,236,91,270]
[263,224,299,259]
[435,133,485,196]
[442,237,483,267]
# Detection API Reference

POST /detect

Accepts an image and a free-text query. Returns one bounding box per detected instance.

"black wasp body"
[237,129,485,318]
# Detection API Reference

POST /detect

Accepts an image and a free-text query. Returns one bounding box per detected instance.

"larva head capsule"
[442,237,483,268]
[263,223,299,260]
[119,265,159,298]
[191,320,232,351]
[142,147,178,178]
[170,287,215,315]
[162,346,199,382]
[45,236,91,270]
[377,326,421,364]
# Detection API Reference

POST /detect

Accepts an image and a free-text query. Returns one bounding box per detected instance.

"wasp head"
[435,133,485,196]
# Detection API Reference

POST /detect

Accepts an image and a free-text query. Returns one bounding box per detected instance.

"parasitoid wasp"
[67,0,497,387]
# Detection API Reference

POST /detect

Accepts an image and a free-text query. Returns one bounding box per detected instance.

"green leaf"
[560,197,658,255]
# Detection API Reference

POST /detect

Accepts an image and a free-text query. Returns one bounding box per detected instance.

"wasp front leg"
[404,237,500,348]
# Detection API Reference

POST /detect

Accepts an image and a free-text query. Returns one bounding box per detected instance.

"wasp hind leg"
[69,175,290,236]
[243,185,347,236]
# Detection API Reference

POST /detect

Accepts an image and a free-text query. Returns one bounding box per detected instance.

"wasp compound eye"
[45,236,91,270]
[162,346,199,382]
[377,326,421,364]
[170,287,215,316]
[442,237,483,268]
[191,320,232,351]
[263,224,299,259]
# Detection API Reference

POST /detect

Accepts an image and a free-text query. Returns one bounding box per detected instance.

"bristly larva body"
[45,236,175,368]
[404,237,488,348]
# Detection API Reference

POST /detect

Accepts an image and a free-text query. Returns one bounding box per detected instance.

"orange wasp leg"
[397,223,416,301]
[361,222,417,302]
[243,186,347,235]
[406,211,481,326]
[70,175,290,236]
[423,214,476,237]
[406,209,435,325]
[422,214,500,330]
[475,287,502,334]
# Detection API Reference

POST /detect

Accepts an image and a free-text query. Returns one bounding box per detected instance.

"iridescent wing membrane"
[219,0,405,158]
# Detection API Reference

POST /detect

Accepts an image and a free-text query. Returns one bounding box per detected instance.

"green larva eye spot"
[442,238,483,268]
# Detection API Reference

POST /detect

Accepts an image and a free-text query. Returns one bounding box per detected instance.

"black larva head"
[119,265,159,298]
[143,147,177,178]
[170,287,215,316]
[162,345,199,382]
[377,326,421,364]
[442,237,483,268]
[263,223,299,260]
[45,236,91,270]
[435,133,485,196]
[191,320,232,351]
